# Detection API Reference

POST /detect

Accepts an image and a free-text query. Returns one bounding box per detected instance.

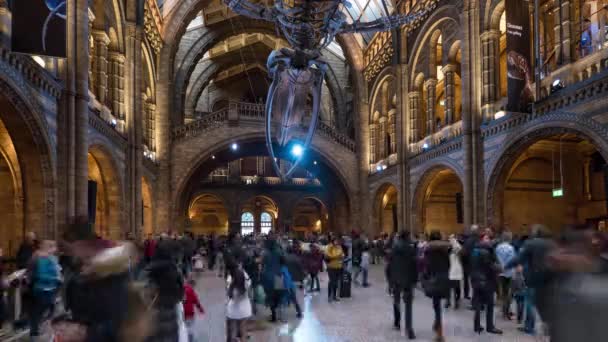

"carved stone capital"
[91,30,110,46]
[480,30,501,41]
[424,78,438,88]
[441,64,457,75]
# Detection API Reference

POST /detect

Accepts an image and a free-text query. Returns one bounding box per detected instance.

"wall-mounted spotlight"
[231,143,238,151]
[376,164,383,172]
[551,79,564,93]
[313,160,318,165]
[494,110,506,120]
[422,143,429,149]
[211,155,216,160]
[110,118,117,127]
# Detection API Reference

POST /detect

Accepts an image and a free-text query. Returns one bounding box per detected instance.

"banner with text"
[12,0,67,57]
[505,0,532,112]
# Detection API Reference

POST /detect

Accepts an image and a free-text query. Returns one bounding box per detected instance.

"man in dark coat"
[460,225,480,300]
[388,230,418,339]
[16,232,38,269]
[351,231,365,286]
[470,233,502,334]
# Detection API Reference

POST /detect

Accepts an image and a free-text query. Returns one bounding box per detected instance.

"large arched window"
[261,212,273,235]
[241,212,254,236]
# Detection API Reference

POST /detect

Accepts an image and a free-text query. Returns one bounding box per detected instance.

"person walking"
[461,225,480,300]
[422,231,450,342]
[495,231,516,320]
[446,234,463,309]
[226,265,252,342]
[305,244,323,292]
[325,237,344,303]
[261,237,283,322]
[279,256,302,319]
[183,277,205,342]
[471,233,503,334]
[388,230,418,339]
[29,240,62,339]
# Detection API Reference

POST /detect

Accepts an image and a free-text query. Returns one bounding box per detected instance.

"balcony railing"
[409,120,463,155]
[175,101,356,152]
[201,175,321,187]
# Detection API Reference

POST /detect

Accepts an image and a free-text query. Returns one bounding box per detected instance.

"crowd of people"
[0,223,606,342]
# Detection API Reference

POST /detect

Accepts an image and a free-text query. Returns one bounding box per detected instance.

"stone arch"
[92,0,125,52]
[0,76,55,242]
[485,114,608,227]
[188,193,230,235]
[411,161,465,234]
[408,5,461,86]
[484,0,505,31]
[290,196,329,234]
[172,133,357,222]
[87,145,125,240]
[448,40,462,64]
[372,183,399,236]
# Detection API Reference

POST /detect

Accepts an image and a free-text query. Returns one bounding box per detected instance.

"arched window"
[241,212,254,236]
[261,212,273,235]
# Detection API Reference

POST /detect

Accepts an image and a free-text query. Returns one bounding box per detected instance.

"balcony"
[409,120,463,156]
[201,175,322,188]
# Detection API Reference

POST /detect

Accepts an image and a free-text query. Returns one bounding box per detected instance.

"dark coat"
[285,252,305,283]
[16,241,36,269]
[304,248,324,274]
[423,241,451,298]
[261,241,282,292]
[351,238,365,266]
[506,237,556,288]
[388,237,418,288]
[470,242,500,291]
[144,258,184,342]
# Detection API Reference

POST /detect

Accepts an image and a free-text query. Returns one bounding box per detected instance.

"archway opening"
[0,117,21,255]
[241,195,278,235]
[87,147,122,240]
[420,169,464,235]
[292,197,328,236]
[188,194,229,236]
[374,184,398,236]
[142,176,153,236]
[497,134,607,233]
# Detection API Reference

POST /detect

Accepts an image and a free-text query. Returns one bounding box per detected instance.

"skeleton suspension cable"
[227,16,259,100]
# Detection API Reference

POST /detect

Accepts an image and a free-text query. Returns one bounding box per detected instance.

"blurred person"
[325,236,344,303]
[351,231,365,286]
[422,231,450,342]
[495,231,516,319]
[360,244,371,287]
[261,237,282,322]
[17,232,38,270]
[143,235,156,264]
[446,234,463,309]
[29,240,61,339]
[279,256,302,320]
[505,224,555,335]
[470,233,502,334]
[511,266,526,324]
[183,277,204,342]
[304,244,323,292]
[226,265,252,342]
[388,230,417,339]
[461,225,480,300]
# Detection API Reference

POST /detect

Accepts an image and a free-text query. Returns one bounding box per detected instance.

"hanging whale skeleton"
[224,0,428,179]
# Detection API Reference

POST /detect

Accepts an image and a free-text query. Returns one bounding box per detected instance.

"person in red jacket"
[183,278,205,341]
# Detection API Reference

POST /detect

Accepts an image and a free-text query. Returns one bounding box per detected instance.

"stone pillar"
[369,123,377,163]
[124,21,144,237]
[144,101,156,151]
[408,91,421,143]
[560,0,572,64]
[108,52,126,124]
[442,64,457,125]
[379,118,387,159]
[424,78,437,135]
[0,0,11,48]
[91,30,110,104]
[480,30,500,122]
[389,111,396,154]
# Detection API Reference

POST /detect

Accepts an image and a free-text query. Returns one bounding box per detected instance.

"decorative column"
[369,123,377,163]
[560,0,572,64]
[144,101,156,152]
[379,118,387,159]
[480,30,500,122]
[108,52,126,124]
[424,78,437,135]
[408,91,421,143]
[442,64,457,125]
[91,30,109,104]
[389,111,396,154]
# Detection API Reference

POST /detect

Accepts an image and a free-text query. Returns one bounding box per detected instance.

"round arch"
[0,77,55,244]
[486,118,608,229]
[372,183,399,236]
[291,196,329,235]
[87,145,124,240]
[412,163,465,234]
[240,194,279,235]
[188,193,230,236]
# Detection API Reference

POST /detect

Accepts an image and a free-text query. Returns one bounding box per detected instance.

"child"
[183,277,204,342]
[360,245,371,287]
[226,265,252,342]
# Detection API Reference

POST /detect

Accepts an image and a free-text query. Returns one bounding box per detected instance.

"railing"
[201,175,322,187]
[89,107,128,149]
[174,101,357,152]
[409,120,463,155]
[0,47,62,98]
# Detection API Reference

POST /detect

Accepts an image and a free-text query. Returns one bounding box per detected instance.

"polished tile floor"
[190,265,541,342]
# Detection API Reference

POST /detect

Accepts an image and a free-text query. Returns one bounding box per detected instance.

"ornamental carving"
[363,0,438,82]
[144,0,162,55]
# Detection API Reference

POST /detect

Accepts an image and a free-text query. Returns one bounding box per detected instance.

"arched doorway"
[491,133,608,233]
[415,168,464,235]
[142,176,153,236]
[188,194,229,236]
[87,147,123,240]
[374,184,398,235]
[241,195,278,235]
[292,197,328,235]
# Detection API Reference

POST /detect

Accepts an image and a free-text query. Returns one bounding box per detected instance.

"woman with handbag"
[422,231,450,342]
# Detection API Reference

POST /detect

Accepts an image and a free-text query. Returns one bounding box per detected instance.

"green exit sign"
[552,188,563,197]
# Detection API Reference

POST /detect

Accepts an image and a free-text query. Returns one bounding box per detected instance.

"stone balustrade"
[0,48,61,98]
[409,120,463,155]
[201,175,322,187]
[176,101,357,153]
